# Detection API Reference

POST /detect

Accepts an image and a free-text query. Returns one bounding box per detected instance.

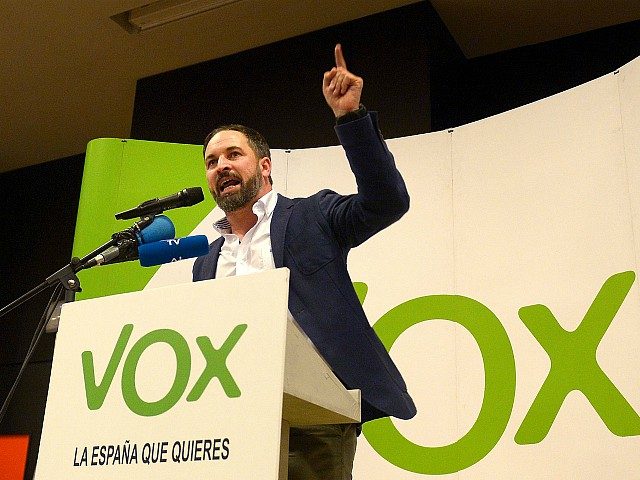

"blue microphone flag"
[138,235,209,267]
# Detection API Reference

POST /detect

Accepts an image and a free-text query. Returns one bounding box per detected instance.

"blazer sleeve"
[319,111,410,249]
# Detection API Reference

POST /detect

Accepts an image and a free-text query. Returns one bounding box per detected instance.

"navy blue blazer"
[193,113,417,423]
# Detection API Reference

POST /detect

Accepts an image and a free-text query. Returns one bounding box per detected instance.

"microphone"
[138,235,210,267]
[132,214,176,244]
[115,187,204,220]
[83,215,176,268]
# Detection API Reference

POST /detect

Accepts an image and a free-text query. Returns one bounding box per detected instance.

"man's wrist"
[335,104,367,125]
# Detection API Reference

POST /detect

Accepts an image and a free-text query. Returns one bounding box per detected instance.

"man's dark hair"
[203,124,273,184]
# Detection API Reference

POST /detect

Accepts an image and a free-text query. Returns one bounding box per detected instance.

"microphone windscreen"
[135,215,176,244]
[138,235,210,267]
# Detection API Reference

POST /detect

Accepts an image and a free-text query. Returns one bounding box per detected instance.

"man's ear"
[260,156,272,179]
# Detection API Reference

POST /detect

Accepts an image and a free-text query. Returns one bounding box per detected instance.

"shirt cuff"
[335,104,368,125]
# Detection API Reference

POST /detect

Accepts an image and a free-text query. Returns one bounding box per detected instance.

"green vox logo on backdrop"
[81,324,248,416]
[359,271,640,475]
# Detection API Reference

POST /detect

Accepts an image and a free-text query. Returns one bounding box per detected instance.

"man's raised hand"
[323,44,363,118]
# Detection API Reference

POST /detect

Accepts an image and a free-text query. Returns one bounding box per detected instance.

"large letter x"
[187,324,248,401]
[516,271,640,444]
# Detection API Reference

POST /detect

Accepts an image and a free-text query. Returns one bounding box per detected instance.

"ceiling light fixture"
[112,0,242,33]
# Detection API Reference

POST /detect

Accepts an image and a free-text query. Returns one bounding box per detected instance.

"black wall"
[431,17,640,131]
[0,153,84,477]
[130,1,442,148]
[2,2,640,477]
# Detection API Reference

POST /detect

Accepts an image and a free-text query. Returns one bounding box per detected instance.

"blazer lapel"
[208,236,224,279]
[271,194,294,268]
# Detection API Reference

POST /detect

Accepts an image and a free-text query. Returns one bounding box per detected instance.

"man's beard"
[213,169,262,212]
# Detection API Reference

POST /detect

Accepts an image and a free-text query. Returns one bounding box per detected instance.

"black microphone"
[83,215,176,268]
[115,187,204,220]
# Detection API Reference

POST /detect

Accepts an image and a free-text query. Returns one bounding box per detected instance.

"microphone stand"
[0,215,155,320]
[0,246,111,425]
[0,216,154,425]
[0,243,106,321]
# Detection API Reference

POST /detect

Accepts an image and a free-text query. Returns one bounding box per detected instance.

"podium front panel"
[36,269,290,479]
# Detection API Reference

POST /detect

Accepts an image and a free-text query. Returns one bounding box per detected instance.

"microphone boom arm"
[0,215,157,320]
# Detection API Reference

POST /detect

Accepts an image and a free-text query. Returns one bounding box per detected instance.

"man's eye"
[229,151,241,157]
[207,159,217,168]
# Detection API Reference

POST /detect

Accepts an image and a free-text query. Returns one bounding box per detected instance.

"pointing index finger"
[334,43,347,69]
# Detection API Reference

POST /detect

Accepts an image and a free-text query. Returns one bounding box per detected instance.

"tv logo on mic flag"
[138,236,209,267]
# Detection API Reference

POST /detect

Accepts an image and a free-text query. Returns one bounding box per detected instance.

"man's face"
[204,130,271,212]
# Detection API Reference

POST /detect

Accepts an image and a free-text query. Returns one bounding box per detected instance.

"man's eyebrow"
[205,145,242,161]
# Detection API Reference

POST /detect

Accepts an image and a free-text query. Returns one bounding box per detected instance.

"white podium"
[35,268,360,479]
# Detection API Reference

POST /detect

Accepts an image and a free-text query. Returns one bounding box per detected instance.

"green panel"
[72,138,215,301]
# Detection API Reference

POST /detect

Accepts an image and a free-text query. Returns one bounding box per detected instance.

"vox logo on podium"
[81,324,247,416]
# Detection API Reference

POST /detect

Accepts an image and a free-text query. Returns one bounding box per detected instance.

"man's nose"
[216,155,232,171]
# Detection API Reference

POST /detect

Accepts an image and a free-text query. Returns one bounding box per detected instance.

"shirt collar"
[213,190,278,235]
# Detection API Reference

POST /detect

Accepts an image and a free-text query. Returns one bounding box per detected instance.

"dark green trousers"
[288,424,358,480]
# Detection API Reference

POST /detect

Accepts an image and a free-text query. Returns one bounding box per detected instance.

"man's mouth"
[217,176,241,195]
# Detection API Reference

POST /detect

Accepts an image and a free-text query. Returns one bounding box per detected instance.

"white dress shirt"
[213,190,277,278]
